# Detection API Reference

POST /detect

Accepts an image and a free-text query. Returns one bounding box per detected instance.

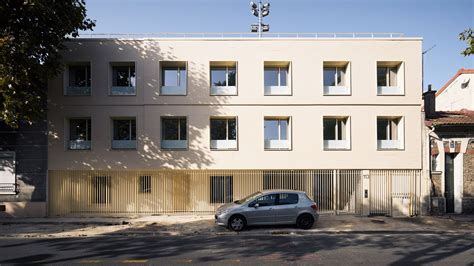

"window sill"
[264,86,291,96]
[110,86,136,95]
[161,86,187,95]
[68,140,91,150]
[210,86,237,96]
[377,140,402,150]
[264,140,291,150]
[161,140,188,149]
[377,86,403,95]
[210,140,237,150]
[323,86,350,95]
[112,140,137,149]
[65,86,91,96]
[324,140,350,150]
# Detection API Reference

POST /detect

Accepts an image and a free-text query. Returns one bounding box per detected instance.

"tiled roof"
[426,109,474,126]
[435,68,474,97]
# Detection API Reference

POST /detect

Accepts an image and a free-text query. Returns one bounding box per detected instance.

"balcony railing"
[324,140,350,150]
[264,139,290,150]
[324,86,350,95]
[264,86,291,95]
[160,86,186,95]
[65,86,91,96]
[210,140,237,150]
[69,140,91,150]
[161,140,188,149]
[210,86,237,96]
[112,140,136,149]
[377,86,403,95]
[378,140,402,150]
[111,86,136,95]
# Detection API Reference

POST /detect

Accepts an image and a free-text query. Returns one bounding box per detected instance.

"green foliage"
[459,28,473,56]
[0,0,95,127]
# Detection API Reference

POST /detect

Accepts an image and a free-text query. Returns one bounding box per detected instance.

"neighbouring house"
[424,69,474,215]
[40,33,428,217]
[0,119,48,217]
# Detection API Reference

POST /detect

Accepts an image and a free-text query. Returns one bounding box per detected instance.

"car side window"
[250,194,277,207]
[278,193,299,205]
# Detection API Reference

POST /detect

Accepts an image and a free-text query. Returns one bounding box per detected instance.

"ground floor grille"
[48,169,421,217]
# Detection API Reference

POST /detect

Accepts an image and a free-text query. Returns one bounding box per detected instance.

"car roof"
[260,189,306,194]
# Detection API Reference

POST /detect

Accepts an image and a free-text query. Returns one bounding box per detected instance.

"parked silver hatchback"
[215,190,319,231]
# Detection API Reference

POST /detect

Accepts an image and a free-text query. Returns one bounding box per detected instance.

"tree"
[0,0,95,127]
[459,28,473,56]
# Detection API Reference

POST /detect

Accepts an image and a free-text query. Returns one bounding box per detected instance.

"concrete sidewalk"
[0,214,473,238]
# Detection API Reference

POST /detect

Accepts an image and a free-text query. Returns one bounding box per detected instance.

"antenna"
[250,1,270,37]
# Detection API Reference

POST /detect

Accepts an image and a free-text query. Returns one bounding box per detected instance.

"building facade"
[46,35,426,216]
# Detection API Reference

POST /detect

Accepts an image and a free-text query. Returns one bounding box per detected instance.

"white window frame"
[264,63,291,96]
[161,117,188,149]
[264,117,291,150]
[210,65,238,96]
[160,64,187,95]
[323,117,351,150]
[210,117,238,150]
[377,116,404,150]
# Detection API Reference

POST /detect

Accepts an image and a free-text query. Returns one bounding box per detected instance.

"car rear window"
[278,193,298,205]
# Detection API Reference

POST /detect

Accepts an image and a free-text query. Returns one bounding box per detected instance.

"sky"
[82,0,473,91]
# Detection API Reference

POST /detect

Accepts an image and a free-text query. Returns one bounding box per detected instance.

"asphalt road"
[0,233,473,265]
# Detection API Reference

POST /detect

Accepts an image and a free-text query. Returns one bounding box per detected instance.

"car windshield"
[234,191,262,205]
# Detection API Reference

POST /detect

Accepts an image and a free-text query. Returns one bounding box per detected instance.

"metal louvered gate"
[48,169,420,217]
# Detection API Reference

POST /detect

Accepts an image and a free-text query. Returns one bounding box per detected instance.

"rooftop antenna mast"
[250,1,270,37]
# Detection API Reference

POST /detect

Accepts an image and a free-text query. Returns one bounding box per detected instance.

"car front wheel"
[296,214,314,229]
[228,215,246,232]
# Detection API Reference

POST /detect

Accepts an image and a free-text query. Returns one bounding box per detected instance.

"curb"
[0,220,127,226]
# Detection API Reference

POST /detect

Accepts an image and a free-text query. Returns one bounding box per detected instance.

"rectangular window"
[210,176,233,204]
[278,193,299,205]
[377,117,403,150]
[139,175,152,193]
[161,117,187,149]
[323,67,346,87]
[111,63,136,95]
[112,118,136,149]
[162,67,186,87]
[377,118,399,141]
[69,118,91,150]
[377,63,404,95]
[91,176,111,204]
[264,118,288,141]
[264,67,287,87]
[211,67,236,87]
[264,118,290,150]
[112,65,136,87]
[210,118,237,150]
[69,65,91,87]
[323,118,347,140]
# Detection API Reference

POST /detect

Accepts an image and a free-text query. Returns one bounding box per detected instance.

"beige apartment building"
[47,34,427,217]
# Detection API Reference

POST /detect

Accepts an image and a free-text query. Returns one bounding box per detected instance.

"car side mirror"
[253,203,259,208]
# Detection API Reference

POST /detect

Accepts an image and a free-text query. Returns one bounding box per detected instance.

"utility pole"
[250,1,270,37]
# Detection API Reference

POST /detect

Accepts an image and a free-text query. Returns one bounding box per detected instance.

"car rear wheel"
[296,214,314,229]
[228,215,246,232]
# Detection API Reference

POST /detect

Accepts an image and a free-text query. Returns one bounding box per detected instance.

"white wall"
[436,73,474,111]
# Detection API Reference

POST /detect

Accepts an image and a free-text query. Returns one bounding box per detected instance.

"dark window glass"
[113,65,135,87]
[210,176,233,203]
[377,118,389,140]
[70,119,91,141]
[228,119,237,140]
[377,67,388,87]
[162,118,179,140]
[113,119,135,140]
[264,68,279,86]
[139,176,151,193]
[252,194,277,207]
[228,68,236,86]
[323,118,336,140]
[278,193,299,205]
[91,176,111,204]
[211,119,227,140]
[162,118,186,140]
[179,118,187,140]
[69,65,90,87]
